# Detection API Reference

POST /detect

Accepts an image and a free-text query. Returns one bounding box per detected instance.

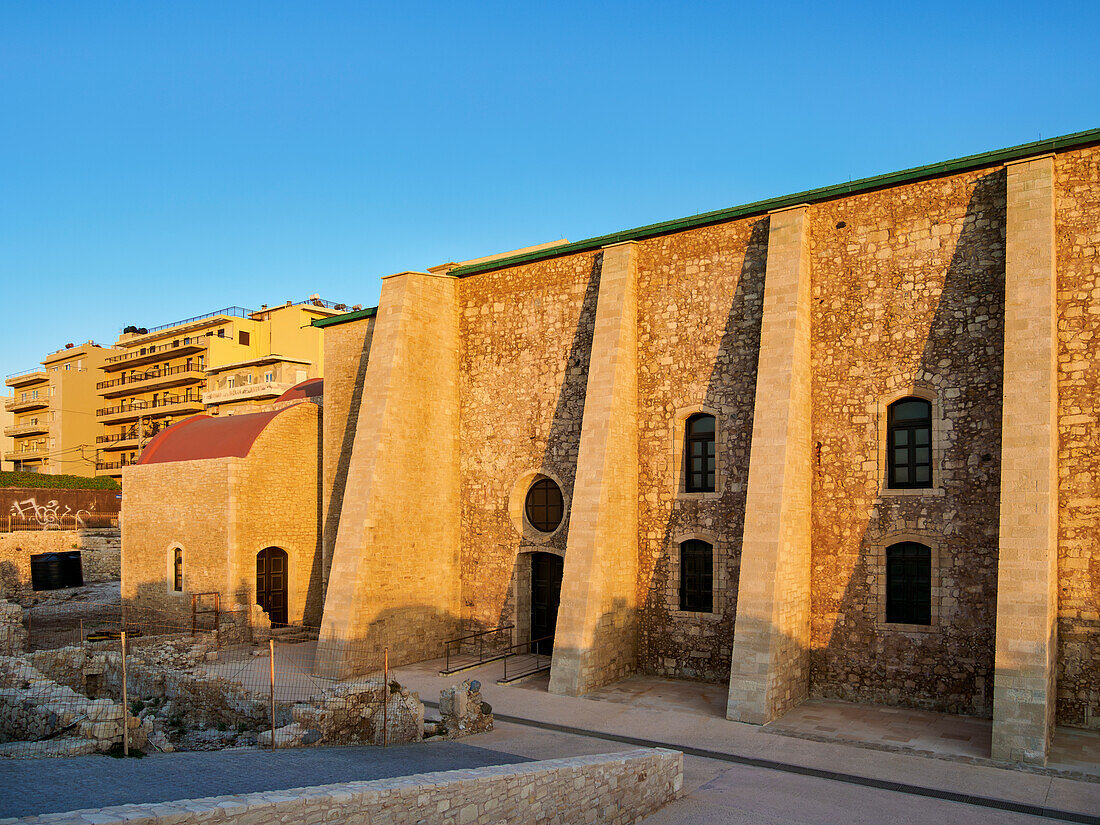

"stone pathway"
[0,741,531,819]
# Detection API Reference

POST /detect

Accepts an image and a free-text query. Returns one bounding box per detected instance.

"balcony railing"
[5,448,48,462]
[5,396,48,412]
[5,368,48,388]
[97,363,205,394]
[97,392,204,419]
[4,421,50,437]
[143,306,253,335]
[103,334,213,367]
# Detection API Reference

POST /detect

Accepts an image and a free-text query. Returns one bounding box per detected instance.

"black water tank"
[30,551,83,590]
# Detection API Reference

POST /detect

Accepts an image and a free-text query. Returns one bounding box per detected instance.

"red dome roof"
[136,408,292,465]
[277,378,323,402]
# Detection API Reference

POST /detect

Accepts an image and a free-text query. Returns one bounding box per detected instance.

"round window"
[525,477,564,533]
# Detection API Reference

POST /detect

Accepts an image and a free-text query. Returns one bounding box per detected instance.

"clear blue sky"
[2,1,1097,380]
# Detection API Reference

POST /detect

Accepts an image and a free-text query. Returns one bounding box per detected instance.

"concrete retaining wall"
[0,748,682,825]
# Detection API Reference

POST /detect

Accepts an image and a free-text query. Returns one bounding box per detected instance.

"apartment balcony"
[101,338,209,372]
[95,432,143,452]
[5,447,48,463]
[4,421,50,437]
[5,396,49,413]
[97,364,206,398]
[95,461,126,477]
[203,381,294,406]
[97,395,205,424]
[5,369,48,389]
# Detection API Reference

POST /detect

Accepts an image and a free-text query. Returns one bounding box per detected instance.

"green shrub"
[0,471,120,491]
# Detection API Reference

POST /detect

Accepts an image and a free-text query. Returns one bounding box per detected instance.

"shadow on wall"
[466,254,603,640]
[814,169,1006,720]
[322,326,373,588]
[639,217,769,684]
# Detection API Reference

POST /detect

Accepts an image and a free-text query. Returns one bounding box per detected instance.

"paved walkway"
[394,658,1100,822]
[0,741,530,819]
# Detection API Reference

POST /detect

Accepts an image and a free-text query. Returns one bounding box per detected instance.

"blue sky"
[1,1,1097,380]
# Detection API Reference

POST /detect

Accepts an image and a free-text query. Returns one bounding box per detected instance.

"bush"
[0,471,120,491]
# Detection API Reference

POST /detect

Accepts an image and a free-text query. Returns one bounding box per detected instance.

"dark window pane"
[914,447,930,464]
[915,466,931,483]
[892,400,931,421]
[915,428,930,446]
[894,466,908,483]
[687,414,715,436]
[886,542,931,624]
[526,478,564,533]
[685,415,717,493]
[894,430,908,446]
[680,540,713,612]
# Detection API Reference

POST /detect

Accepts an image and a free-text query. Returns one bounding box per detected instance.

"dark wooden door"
[531,552,563,655]
[256,547,288,626]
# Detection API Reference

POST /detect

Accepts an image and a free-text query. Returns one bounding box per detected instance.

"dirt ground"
[18,580,123,650]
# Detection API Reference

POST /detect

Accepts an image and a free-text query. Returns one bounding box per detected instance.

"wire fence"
[1,593,431,758]
[0,514,119,532]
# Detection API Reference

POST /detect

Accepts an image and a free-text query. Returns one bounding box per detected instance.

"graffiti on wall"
[9,497,94,528]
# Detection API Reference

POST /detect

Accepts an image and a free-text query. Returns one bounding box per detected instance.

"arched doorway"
[530,552,563,655]
[256,547,289,626]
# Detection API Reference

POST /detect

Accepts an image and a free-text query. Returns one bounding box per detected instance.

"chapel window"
[173,548,184,592]
[685,414,716,492]
[525,478,564,533]
[680,539,713,612]
[886,542,931,624]
[887,398,932,488]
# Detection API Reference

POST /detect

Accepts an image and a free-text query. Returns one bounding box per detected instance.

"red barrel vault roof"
[277,377,323,403]
[136,408,292,466]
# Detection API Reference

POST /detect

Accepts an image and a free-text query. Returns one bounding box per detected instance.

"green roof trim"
[311,305,377,328]
[449,127,1100,278]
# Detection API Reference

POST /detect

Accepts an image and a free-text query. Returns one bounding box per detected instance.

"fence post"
[382,647,389,748]
[269,639,276,750]
[121,631,129,757]
[79,618,84,647]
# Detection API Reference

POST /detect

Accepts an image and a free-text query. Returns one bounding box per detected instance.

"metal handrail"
[104,334,214,365]
[500,635,554,682]
[144,306,254,335]
[442,624,514,673]
[97,392,202,417]
[5,367,47,380]
[97,363,205,390]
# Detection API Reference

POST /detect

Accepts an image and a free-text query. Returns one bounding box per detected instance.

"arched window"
[172,548,183,592]
[525,478,564,533]
[685,414,716,493]
[887,397,932,488]
[886,542,931,624]
[679,539,713,612]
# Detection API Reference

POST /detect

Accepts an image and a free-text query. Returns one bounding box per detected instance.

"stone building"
[121,388,323,628]
[123,129,1100,767]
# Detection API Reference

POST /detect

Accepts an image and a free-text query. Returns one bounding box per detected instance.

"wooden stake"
[382,647,389,748]
[269,639,276,750]
[121,631,129,757]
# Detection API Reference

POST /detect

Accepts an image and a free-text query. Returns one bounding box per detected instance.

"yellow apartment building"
[201,297,348,415]
[0,397,14,471]
[95,298,349,477]
[5,342,118,476]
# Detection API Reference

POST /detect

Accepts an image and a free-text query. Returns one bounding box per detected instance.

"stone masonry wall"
[457,252,600,635]
[237,402,324,626]
[7,749,683,825]
[808,167,1007,716]
[633,219,766,682]
[321,316,374,591]
[122,458,233,624]
[1054,145,1100,729]
[0,529,120,598]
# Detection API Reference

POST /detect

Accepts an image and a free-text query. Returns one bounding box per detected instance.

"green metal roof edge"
[311,306,378,328]
[449,127,1100,278]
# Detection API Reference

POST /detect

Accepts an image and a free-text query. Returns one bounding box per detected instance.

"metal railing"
[441,624,514,674]
[144,306,254,335]
[104,335,213,365]
[5,366,47,381]
[499,635,554,683]
[97,392,203,417]
[1,513,118,532]
[97,363,205,390]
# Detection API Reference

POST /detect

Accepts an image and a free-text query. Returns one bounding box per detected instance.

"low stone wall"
[0,529,121,596]
[0,749,683,825]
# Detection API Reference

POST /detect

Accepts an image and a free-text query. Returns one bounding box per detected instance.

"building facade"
[120,129,1100,767]
[96,299,348,478]
[5,342,117,476]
